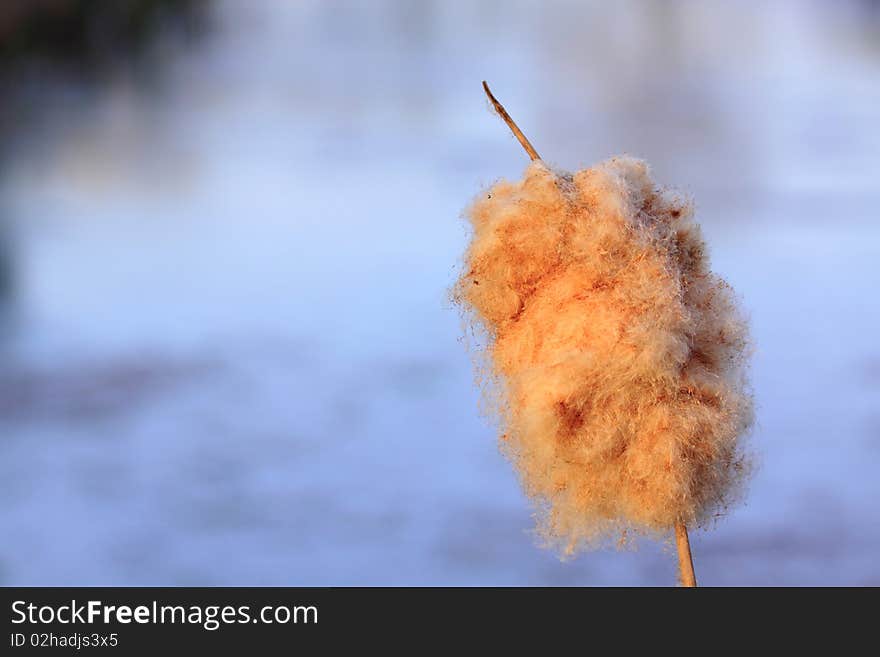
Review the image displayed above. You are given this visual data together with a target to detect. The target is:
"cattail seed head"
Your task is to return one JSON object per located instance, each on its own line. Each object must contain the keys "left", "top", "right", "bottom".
{"left": 454, "top": 157, "right": 753, "bottom": 554}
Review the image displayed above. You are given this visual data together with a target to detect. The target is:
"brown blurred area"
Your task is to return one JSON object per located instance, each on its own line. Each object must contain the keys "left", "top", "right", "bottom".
{"left": 0, "top": 0, "right": 211, "bottom": 308}
{"left": 0, "top": 0, "right": 208, "bottom": 64}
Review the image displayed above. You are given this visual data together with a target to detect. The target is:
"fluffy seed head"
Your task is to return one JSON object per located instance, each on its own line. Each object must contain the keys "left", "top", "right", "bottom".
{"left": 454, "top": 157, "right": 753, "bottom": 554}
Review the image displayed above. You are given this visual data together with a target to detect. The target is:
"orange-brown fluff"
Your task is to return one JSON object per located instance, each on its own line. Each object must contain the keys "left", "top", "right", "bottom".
{"left": 454, "top": 157, "right": 753, "bottom": 554}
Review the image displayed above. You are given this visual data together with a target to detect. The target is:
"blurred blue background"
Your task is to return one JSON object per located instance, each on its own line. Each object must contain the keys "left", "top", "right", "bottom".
{"left": 1, "top": 0, "right": 878, "bottom": 586}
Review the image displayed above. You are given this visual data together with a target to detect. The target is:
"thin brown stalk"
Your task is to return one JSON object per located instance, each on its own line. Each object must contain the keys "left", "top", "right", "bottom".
{"left": 480, "top": 82, "right": 702, "bottom": 588}
{"left": 482, "top": 81, "right": 541, "bottom": 161}
{"left": 675, "top": 521, "right": 698, "bottom": 587}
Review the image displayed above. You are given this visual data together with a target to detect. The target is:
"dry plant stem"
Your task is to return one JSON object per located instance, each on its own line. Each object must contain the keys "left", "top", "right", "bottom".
{"left": 482, "top": 81, "right": 541, "bottom": 161}
{"left": 675, "top": 521, "right": 697, "bottom": 587}
{"left": 478, "top": 82, "right": 709, "bottom": 588}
